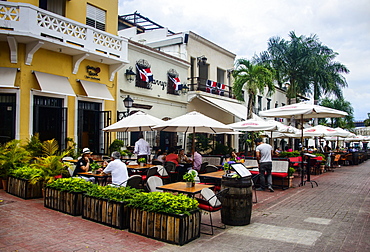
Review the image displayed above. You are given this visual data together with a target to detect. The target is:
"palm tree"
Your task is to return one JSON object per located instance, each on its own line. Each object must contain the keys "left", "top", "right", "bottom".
{"left": 319, "top": 97, "right": 354, "bottom": 129}
{"left": 232, "top": 59, "right": 275, "bottom": 119}
{"left": 255, "top": 31, "right": 349, "bottom": 104}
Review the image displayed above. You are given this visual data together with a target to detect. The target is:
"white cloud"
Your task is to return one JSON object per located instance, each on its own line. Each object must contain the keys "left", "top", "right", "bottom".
{"left": 119, "top": 0, "right": 370, "bottom": 120}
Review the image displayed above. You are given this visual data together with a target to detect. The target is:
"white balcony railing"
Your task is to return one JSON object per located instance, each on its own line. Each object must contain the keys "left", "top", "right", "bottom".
{"left": 0, "top": 2, "right": 127, "bottom": 63}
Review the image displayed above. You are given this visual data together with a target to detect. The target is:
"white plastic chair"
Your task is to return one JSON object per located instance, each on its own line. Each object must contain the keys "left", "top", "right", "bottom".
{"left": 156, "top": 165, "right": 168, "bottom": 176}
{"left": 146, "top": 176, "right": 163, "bottom": 192}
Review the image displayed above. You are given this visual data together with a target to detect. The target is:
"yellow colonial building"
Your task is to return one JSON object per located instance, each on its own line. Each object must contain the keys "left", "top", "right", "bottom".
{"left": 0, "top": 0, "right": 128, "bottom": 153}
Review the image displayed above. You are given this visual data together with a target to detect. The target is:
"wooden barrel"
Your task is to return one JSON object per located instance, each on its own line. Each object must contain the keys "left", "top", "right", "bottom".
{"left": 221, "top": 176, "right": 253, "bottom": 226}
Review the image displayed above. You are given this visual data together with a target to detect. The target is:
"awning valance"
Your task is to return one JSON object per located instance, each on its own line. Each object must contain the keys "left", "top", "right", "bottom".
{"left": 0, "top": 67, "right": 18, "bottom": 88}
{"left": 78, "top": 80, "right": 114, "bottom": 101}
{"left": 33, "top": 71, "right": 75, "bottom": 96}
{"left": 197, "top": 95, "right": 247, "bottom": 120}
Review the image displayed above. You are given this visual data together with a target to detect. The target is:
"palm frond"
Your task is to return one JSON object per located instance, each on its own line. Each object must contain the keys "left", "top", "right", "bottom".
{"left": 42, "top": 139, "right": 59, "bottom": 156}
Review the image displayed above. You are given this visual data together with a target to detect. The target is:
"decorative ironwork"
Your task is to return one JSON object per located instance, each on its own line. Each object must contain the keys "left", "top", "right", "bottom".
{"left": 136, "top": 59, "right": 150, "bottom": 69}
{"left": 93, "top": 31, "right": 122, "bottom": 51}
{"left": 167, "top": 69, "right": 179, "bottom": 78}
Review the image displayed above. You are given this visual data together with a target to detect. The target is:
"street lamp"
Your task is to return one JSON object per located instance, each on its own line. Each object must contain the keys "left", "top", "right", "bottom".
{"left": 197, "top": 55, "right": 207, "bottom": 66}
{"left": 117, "top": 95, "right": 134, "bottom": 120}
{"left": 125, "top": 67, "right": 136, "bottom": 82}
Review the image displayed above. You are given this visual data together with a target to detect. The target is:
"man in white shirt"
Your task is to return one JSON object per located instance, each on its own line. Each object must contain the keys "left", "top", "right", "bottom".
{"left": 99, "top": 151, "right": 128, "bottom": 186}
{"left": 255, "top": 138, "right": 274, "bottom": 192}
{"left": 134, "top": 133, "right": 151, "bottom": 163}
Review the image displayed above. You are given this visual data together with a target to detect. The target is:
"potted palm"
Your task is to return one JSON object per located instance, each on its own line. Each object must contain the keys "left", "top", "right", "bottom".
{"left": 183, "top": 170, "right": 196, "bottom": 187}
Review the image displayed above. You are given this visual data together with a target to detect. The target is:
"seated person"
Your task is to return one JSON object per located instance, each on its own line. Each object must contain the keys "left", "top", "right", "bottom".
{"left": 165, "top": 147, "right": 179, "bottom": 166}
{"left": 274, "top": 147, "right": 282, "bottom": 155}
{"left": 99, "top": 151, "right": 128, "bottom": 186}
{"left": 192, "top": 149, "right": 203, "bottom": 171}
{"left": 230, "top": 151, "right": 240, "bottom": 161}
{"left": 153, "top": 150, "right": 167, "bottom": 165}
{"left": 178, "top": 149, "right": 192, "bottom": 164}
{"left": 73, "top": 148, "right": 95, "bottom": 183}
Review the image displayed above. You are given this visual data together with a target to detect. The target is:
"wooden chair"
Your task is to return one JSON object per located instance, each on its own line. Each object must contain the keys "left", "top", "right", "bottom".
{"left": 164, "top": 161, "right": 179, "bottom": 182}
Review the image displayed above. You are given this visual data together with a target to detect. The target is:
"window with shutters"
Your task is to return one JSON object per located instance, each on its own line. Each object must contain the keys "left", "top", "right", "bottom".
{"left": 86, "top": 4, "right": 106, "bottom": 31}
{"left": 39, "top": 0, "right": 66, "bottom": 16}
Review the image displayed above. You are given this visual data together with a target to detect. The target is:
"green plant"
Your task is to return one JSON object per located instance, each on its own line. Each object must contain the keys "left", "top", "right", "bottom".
{"left": 279, "top": 151, "right": 301, "bottom": 158}
{"left": 65, "top": 137, "right": 79, "bottom": 159}
{"left": 24, "top": 133, "right": 43, "bottom": 157}
{"left": 41, "top": 139, "right": 59, "bottom": 156}
{"left": 85, "top": 185, "right": 141, "bottom": 202}
{"left": 89, "top": 162, "right": 100, "bottom": 171}
{"left": 10, "top": 165, "right": 43, "bottom": 180}
{"left": 126, "top": 192, "right": 199, "bottom": 215}
{"left": 0, "top": 140, "right": 31, "bottom": 179}
{"left": 183, "top": 170, "right": 197, "bottom": 183}
{"left": 29, "top": 151, "right": 69, "bottom": 186}
{"left": 46, "top": 177, "right": 93, "bottom": 193}
{"left": 109, "top": 139, "right": 125, "bottom": 154}
{"left": 288, "top": 167, "right": 296, "bottom": 177}
{"left": 138, "top": 158, "right": 146, "bottom": 163}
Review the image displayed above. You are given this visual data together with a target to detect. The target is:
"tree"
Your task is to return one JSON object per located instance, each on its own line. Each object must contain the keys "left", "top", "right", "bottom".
{"left": 364, "top": 118, "right": 370, "bottom": 127}
{"left": 255, "top": 31, "right": 349, "bottom": 103}
{"left": 319, "top": 97, "right": 354, "bottom": 129}
{"left": 232, "top": 59, "right": 275, "bottom": 119}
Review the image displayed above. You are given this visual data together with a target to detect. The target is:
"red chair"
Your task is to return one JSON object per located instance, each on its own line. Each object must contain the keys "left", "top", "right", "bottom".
{"left": 197, "top": 188, "right": 229, "bottom": 235}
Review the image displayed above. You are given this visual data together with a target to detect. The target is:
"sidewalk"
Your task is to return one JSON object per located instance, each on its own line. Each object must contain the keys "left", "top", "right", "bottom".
{"left": 0, "top": 162, "right": 369, "bottom": 251}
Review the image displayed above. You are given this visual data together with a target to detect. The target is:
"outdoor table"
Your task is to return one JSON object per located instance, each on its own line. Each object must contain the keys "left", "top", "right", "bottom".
{"left": 198, "top": 170, "right": 224, "bottom": 179}
{"left": 77, "top": 172, "right": 110, "bottom": 186}
{"left": 156, "top": 182, "right": 214, "bottom": 197}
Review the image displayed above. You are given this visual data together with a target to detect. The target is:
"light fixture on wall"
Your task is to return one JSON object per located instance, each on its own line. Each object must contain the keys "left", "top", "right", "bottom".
{"left": 182, "top": 84, "right": 189, "bottom": 94}
{"left": 125, "top": 67, "right": 136, "bottom": 82}
{"left": 197, "top": 55, "right": 207, "bottom": 66}
{"left": 117, "top": 95, "right": 134, "bottom": 120}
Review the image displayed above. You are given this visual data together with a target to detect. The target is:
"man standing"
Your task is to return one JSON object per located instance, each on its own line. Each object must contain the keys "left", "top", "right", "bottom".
{"left": 255, "top": 138, "right": 274, "bottom": 192}
{"left": 99, "top": 151, "right": 128, "bottom": 186}
{"left": 134, "top": 132, "right": 151, "bottom": 163}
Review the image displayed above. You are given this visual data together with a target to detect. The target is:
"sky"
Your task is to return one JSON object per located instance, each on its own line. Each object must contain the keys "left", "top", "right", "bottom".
{"left": 118, "top": 0, "right": 370, "bottom": 121}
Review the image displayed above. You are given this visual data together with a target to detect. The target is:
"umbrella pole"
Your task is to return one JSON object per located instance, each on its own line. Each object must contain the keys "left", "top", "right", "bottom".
{"left": 192, "top": 127, "right": 195, "bottom": 168}
{"left": 300, "top": 114, "right": 304, "bottom": 186}
{"left": 270, "top": 131, "right": 273, "bottom": 146}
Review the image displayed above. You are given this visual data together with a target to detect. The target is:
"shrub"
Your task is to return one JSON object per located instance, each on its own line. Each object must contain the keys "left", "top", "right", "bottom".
{"left": 85, "top": 185, "right": 141, "bottom": 202}
{"left": 10, "top": 166, "right": 43, "bottom": 180}
{"left": 46, "top": 178, "right": 93, "bottom": 193}
{"left": 279, "top": 151, "right": 301, "bottom": 158}
{"left": 127, "top": 192, "right": 199, "bottom": 215}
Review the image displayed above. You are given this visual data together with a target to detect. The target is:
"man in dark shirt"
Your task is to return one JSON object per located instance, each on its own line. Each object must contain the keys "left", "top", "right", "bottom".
{"left": 73, "top": 148, "right": 95, "bottom": 182}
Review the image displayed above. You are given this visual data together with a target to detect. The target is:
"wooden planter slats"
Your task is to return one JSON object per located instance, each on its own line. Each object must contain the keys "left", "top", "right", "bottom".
{"left": 44, "top": 187, "right": 83, "bottom": 216}
{"left": 82, "top": 195, "right": 129, "bottom": 229}
{"left": 129, "top": 208, "right": 201, "bottom": 246}
{"left": 6, "top": 176, "right": 42, "bottom": 199}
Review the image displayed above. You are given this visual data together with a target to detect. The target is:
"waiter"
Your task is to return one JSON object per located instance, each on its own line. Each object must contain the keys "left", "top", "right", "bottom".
{"left": 134, "top": 132, "right": 151, "bottom": 163}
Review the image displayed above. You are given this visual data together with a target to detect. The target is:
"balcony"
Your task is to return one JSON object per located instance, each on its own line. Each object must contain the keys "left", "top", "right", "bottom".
{"left": 187, "top": 77, "right": 235, "bottom": 99}
{"left": 0, "top": 2, "right": 128, "bottom": 80}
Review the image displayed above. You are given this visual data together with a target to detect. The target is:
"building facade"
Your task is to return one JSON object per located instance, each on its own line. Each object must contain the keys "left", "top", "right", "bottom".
{"left": 0, "top": 0, "right": 128, "bottom": 154}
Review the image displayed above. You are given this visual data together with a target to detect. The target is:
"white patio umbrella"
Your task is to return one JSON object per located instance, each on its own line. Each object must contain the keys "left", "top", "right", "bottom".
{"left": 228, "top": 119, "right": 278, "bottom": 132}
{"left": 303, "top": 125, "right": 352, "bottom": 138}
{"left": 259, "top": 102, "right": 348, "bottom": 149}
{"left": 152, "top": 111, "right": 234, "bottom": 156}
{"left": 260, "top": 102, "right": 348, "bottom": 186}
{"left": 102, "top": 111, "right": 163, "bottom": 132}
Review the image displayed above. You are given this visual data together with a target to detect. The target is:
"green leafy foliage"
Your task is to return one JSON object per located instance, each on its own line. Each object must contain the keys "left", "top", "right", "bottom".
{"left": 0, "top": 140, "right": 31, "bottom": 179}
{"left": 42, "top": 139, "right": 59, "bottom": 156}
{"left": 10, "top": 165, "right": 43, "bottom": 180}
{"left": 278, "top": 151, "right": 301, "bottom": 158}
{"left": 89, "top": 162, "right": 101, "bottom": 171}
{"left": 288, "top": 167, "right": 296, "bottom": 177}
{"left": 138, "top": 158, "right": 146, "bottom": 163}
{"left": 85, "top": 185, "right": 141, "bottom": 202}
{"left": 183, "top": 170, "right": 196, "bottom": 182}
{"left": 24, "top": 134, "right": 43, "bottom": 157}
{"left": 109, "top": 139, "right": 125, "bottom": 154}
{"left": 46, "top": 178, "right": 93, "bottom": 193}
{"left": 127, "top": 192, "right": 199, "bottom": 215}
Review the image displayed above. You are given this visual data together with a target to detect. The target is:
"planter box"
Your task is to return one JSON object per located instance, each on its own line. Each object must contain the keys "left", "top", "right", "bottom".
{"left": 129, "top": 208, "right": 201, "bottom": 246}
{"left": 6, "top": 176, "right": 42, "bottom": 199}
{"left": 272, "top": 176, "right": 294, "bottom": 188}
{"left": 44, "top": 187, "right": 84, "bottom": 216}
{"left": 82, "top": 195, "right": 129, "bottom": 229}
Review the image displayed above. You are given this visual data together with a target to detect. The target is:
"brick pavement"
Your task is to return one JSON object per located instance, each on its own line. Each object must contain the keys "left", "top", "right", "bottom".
{"left": 0, "top": 161, "right": 369, "bottom": 251}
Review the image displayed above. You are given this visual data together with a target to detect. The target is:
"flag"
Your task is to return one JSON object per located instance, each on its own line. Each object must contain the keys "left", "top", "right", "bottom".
{"left": 217, "top": 83, "right": 226, "bottom": 90}
{"left": 169, "top": 76, "right": 182, "bottom": 91}
{"left": 136, "top": 64, "right": 154, "bottom": 83}
{"left": 206, "top": 80, "right": 217, "bottom": 87}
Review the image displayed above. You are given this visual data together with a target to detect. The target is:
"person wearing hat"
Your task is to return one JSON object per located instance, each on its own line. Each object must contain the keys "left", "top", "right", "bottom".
{"left": 255, "top": 138, "right": 274, "bottom": 192}
{"left": 98, "top": 151, "right": 128, "bottom": 187}
{"left": 72, "top": 148, "right": 95, "bottom": 182}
